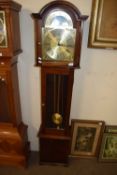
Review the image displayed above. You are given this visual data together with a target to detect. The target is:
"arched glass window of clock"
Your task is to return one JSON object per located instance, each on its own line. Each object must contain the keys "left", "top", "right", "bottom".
{"left": 0, "top": 17, "right": 6, "bottom": 45}
{"left": 42, "top": 10, "right": 76, "bottom": 61}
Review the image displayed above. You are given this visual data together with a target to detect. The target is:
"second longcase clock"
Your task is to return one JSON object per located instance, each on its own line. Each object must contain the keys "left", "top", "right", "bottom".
{"left": 32, "top": 0, "right": 88, "bottom": 164}
{"left": 0, "top": 0, "right": 29, "bottom": 167}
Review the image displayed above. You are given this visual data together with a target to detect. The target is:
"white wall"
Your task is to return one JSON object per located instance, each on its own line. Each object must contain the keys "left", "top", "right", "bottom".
{"left": 15, "top": 0, "right": 117, "bottom": 150}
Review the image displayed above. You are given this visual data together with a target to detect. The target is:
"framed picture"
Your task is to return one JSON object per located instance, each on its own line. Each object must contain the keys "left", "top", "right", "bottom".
{"left": 88, "top": 0, "right": 117, "bottom": 49}
{"left": 71, "top": 119, "right": 105, "bottom": 157}
{"left": 105, "top": 125, "right": 117, "bottom": 133}
{"left": 99, "top": 133, "right": 117, "bottom": 162}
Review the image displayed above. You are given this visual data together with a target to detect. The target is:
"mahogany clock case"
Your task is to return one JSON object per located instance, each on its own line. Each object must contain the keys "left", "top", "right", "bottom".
{"left": 32, "top": 1, "right": 88, "bottom": 165}
{"left": 0, "top": 0, "right": 29, "bottom": 167}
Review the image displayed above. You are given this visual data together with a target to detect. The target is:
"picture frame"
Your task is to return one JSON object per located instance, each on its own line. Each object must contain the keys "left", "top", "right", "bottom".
{"left": 71, "top": 119, "right": 105, "bottom": 157}
{"left": 105, "top": 125, "right": 117, "bottom": 133}
{"left": 99, "top": 133, "right": 117, "bottom": 162}
{"left": 88, "top": 0, "right": 117, "bottom": 49}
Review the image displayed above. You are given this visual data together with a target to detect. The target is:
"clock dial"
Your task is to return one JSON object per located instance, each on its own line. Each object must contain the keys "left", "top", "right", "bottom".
{"left": 42, "top": 28, "right": 76, "bottom": 61}
{"left": 41, "top": 9, "right": 76, "bottom": 62}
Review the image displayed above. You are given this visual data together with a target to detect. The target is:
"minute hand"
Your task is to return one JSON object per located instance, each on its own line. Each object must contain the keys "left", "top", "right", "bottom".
{"left": 58, "top": 41, "right": 73, "bottom": 47}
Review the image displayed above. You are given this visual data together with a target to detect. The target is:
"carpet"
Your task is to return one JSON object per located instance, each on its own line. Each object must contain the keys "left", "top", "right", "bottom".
{"left": 0, "top": 152, "right": 117, "bottom": 175}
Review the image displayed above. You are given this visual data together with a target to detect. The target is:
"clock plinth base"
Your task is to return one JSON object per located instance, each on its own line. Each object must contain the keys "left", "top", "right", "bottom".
{"left": 0, "top": 123, "right": 30, "bottom": 167}
{"left": 39, "top": 129, "right": 71, "bottom": 165}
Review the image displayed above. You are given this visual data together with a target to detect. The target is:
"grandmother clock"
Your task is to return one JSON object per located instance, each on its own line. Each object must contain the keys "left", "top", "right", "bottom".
{"left": 0, "top": 0, "right": 29, "bottom": 167}
{"left": 32, "top": 0, "right": 88, "bottom": 164}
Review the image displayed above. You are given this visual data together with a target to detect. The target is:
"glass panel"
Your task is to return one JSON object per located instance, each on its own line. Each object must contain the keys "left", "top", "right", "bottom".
{"left": 0, "top": 11, "right": 8, "bottom": 48}
{"left": 45, "top": 74, "right": 68, "bottom": 129}
{"left": 0, "top": 80, "right": 11, "bottom": 122}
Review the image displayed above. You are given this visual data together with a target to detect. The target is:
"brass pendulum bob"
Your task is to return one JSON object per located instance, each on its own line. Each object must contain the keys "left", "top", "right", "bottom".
{"left": 52, "top": 113, "right": 63, "bottom": 129}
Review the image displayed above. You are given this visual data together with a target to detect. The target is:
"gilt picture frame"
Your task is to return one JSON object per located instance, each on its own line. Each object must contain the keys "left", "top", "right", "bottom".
{"left": 99, "top": 133, "right": 117, "bottom": 162}
{"left": 88, "top": 0, "right": 117, "bottom": 49}
{"left": 71, "top": 119, "right": 105, "bottom": 157}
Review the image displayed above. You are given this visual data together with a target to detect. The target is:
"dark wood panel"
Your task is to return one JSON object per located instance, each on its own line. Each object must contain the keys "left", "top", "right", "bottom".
{"left": 0, "top": 79, "right": 11, "bottom": 122}
{"left": 39, "top": 133, "right": 71, "bottom": 165}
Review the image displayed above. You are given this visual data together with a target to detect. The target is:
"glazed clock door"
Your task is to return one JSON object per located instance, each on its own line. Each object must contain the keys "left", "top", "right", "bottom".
{"left": 41, "top": 67, "right": 74, "bottom": 133}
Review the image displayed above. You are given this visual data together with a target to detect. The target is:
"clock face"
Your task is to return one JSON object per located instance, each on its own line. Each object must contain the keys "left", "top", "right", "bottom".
{"left": 42, "top": 28, "right": 76, "bottom": 61}
{"left": 42, "top": 10, "right": 76, "bottom": 62}
{"left": 0, "top": 11, "right": 7, "bottom": 48}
